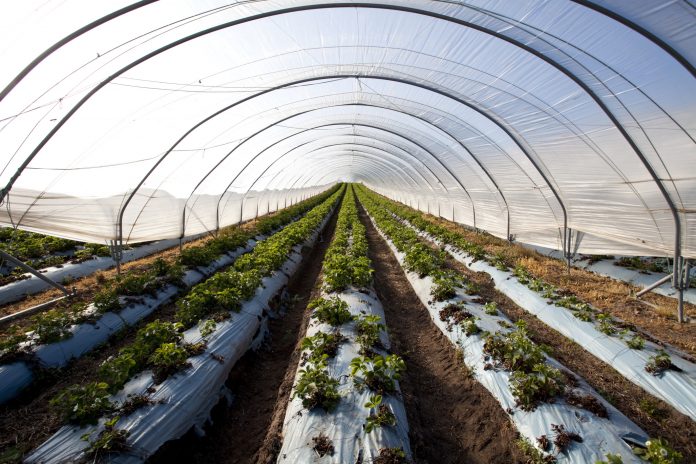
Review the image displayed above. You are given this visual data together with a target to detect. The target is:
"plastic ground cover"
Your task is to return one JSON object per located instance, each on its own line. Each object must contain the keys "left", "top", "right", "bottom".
{"left": 0, "top": 235, "right": 260, "bottom": 405}
{"left": 365, "top": 210, "right": 648, "bottom": 463}
{"left": 0, "top": 235, "right": 202, "bottom": 306}
{"left": 402, "top": 219, "right": 696, "bottom": 423}
{"left": 24, "top": 206, "right": 334, "bottom": 463}
{"left": 278, "top": 287, "right": 411, "bottom": 463}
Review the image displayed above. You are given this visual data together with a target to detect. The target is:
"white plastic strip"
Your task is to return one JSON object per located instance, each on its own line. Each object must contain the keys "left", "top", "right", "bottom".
{"left": 366, "top": 213, "right": 647, "bottom": 463}
{"left": 0, "top": 235, "right": 202, "bottom": 306}
{"left": 278, "top": 287, "right": 411, "bottom": 463}
{"left": 25, "top": 208, "right": 334, "bottom": 463}
{"left": 0, "top": 238, "right": 257, "bottom": 405}
{"left": 411, "top": 224, "right": 696, "bottom": 422}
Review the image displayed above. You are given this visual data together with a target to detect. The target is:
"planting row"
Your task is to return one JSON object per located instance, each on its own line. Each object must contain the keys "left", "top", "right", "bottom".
{"left": 364, "top": 188, "right": 696, "bottom": 423}
{"left": 0, "top": 186, "right": 341, "bottom": 405}
{"left": 25, "top": 186, "right": 344, "bottom": 463}
{"left": 0, "top": 228, "right": 112, "bottom": 286}
{"left": 279, "top": 186, "right": 411, "bottom": 463}
{"left": 354, "top": 186, "right": 680, "bottom": 464}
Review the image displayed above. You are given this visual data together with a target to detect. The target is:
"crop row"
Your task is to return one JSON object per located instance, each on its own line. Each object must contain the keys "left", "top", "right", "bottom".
{"left": 0, "top": 228, "right": 112, "bottom": 285}
{"left": 0, "top": 185, "right": 340, "bottom": 357}
{"left": 280, "top": 186, "right": 410, "bottom": 463}
{"left": 27, "top": 186, "right": 344, "bottom": 462}
{"left": 0, "top": 186, "right": 341, "bottom": 406}
{"left": 361, "top": 187, "right": 696, "bottom": 424}
{"left": 354, "top": 185, "right": 680, "bottom": 464}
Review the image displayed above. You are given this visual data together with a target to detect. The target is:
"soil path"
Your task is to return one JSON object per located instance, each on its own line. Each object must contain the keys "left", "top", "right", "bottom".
{"left": 149, "top": 207, "right": 339, "bottom": 464}
{"left": 357, "top": 203, "right": 524, "bottom": 464}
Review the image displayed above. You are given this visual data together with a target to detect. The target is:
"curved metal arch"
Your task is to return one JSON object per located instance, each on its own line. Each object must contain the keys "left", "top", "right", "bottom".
{"left": 114, "top": 73, "right": 564, "bottom": 251}
{"left": 284, "top": 150, "right": 429, "bottom": 199}
{"left": 4, "top": 3, "right": 678, "bottom": 261}
{"left": 0, "top": 0, "right": 158, "bottom": 104}
{"left": 569, "top": 0, "right": 695, "bottom": 78}
{"left": 177, "top": 108, "right": 471, "bottom": 236}
{"left": 231, "top": 152, "right": 412, "bottom": 223}
{"left": 189, "top": 100, "right": 512, "bottom": 230}
{"left": 193, "top": 111, "right": 493, "bottom": 235}
{"left": 207, "top": 119, "right": 490, "bottom": 234}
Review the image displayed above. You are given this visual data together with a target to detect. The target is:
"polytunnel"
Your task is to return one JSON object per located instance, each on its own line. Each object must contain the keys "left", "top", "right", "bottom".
{"left": 0, "top": 2, "right": 696, "bottom": 463}
{"left": 1, "top": 0, "right": 694, "bottom": 255}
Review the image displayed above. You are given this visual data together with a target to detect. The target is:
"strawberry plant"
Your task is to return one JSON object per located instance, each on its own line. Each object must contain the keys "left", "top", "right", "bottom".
{"left": 430, "top": 269, "right": 461, "bottom": 302}
{"left": 364, "top": 394, "right": 396, "bottom": 432}
{"left": 350, "top": 354, "right": 405, "bottom": 394}
{"left": 484, "top": 301, "right": 498, "bottom": 315}
{"left": 301, "top": 331, "right": 346, "bottom": 361}
{"left": 374, "top": 448, "right": 409, "bottom": 464}
{"left": 293, "top": 355, "right": 341, "bottom": 411}
{"left": 50, "top": 382, "right": 115, "bottom": 425}
{"left": 82, "top": 416, "right": 129, "bottom": 459}
{"left": 510, "top": 363, "right": 564, "bottom": 411}
{"left": 309, "top": 296, "right": 354, "bottom": 326}
{"left": 634, "top": 438, "right": 682, "bottom": 464}
{"left": 645, "top": 349, "right": 672, "bottom": 377}
{"left": 625, "top": 334, "right": 645, "bottom": 350}
{"left": 148, "top": 342, "right": 191, "bottom": 383}
{"left": 355, "top": 315, "right": 385, "bottom": 352}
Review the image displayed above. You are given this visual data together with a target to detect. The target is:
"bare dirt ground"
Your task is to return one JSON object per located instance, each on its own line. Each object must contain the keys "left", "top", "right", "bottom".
{"left": 357, "top": 204, "right": 525, "bottom": 464}
{"left": 430, "top": 214, "right": 696, "bottom": 358}
{"left": 149, "top": 209, "right": 339, "bottom": 464}
{"left": 440, "top": 241, "right": 696, "bottom": 461}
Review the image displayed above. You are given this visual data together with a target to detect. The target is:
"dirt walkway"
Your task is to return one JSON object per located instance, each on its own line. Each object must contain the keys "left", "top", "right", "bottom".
{"left": 149, "top": 208, "right": 339, "bottom": 464}
{"left": 357, "top": 204, "right": 524, "bottom": 464}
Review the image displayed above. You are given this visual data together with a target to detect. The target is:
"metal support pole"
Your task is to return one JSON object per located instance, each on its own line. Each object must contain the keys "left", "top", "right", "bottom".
{"left": 636, "top": 273, "right": 674, "bottom": 298}
{"left": 0, "top": 250, "right": 72, "bottom": 296}
{"left": 109, "top": 239, "right": 123, "bottom": 275}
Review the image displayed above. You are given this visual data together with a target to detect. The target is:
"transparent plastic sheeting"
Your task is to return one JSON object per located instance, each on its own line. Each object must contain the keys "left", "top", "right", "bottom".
{"left": 0, "top": 1, "right": 694, "bottom": 258}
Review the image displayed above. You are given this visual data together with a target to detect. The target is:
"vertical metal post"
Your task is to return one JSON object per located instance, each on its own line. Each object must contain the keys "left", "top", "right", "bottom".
{"left": 109, "top": 239, "right": 123, "bottom": 275}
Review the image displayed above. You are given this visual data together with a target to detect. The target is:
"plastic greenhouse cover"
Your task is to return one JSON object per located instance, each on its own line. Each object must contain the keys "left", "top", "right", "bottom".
{"left": 367, "top": 210, "right": 647, "bottom": 463}
{"left": 279, "top": 287, "right": 411, "bottom": 463}
{"left": 25, "top": 204, "right": 333, "bottom": 464}
{"left": 0, "top": 1, "right": 693, "bottom": 259}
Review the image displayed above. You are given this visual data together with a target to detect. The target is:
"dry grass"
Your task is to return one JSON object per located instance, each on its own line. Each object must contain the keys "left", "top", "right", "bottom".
{"left": 426, "top": 215, "right": 696, "bottom": 357}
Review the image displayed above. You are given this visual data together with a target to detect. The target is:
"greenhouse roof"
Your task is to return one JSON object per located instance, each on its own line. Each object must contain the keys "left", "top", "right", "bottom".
{"left": 0, "top": 1, "right": 694, "bottom": 258}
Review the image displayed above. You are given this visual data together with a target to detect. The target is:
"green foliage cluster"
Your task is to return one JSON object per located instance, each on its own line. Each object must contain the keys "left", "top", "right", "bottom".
{"left": 48, "top": 187, "right": 345, "bottom": 427}
{"left": 483, "top": 322, "right": 563, "bottom": 410}
{"left": 293, "top": 355, "right": 341, "bottom": 411}
{"left": 301, "top": 331, "right": 346, "bottom": 362}
{"left": 322, "top": 186, "right": 373, "bottom": 292}
{"left": 309, "top": 296, "right": 354, "bottom": 326}
{"left": 355, "top": 314, "right": 385, "bottom": 353}
{"left": 364, "top": 394, "right": 396, "bottom": 433}
{"left": 350, "top": 353, "right": 406, "bottom": 394}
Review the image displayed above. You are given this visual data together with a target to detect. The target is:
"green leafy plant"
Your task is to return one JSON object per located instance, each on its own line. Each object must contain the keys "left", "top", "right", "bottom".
{"left": 626, "top": 334, "right": 645, "bottom": 350}
{"left": 645, "top": 350, "right": 672, "bottom": 377}
{"left": 597, "top": 313, "right": 617, "bottom": 336}
{"left": 82, "top": 416, "right": 129, "bottom": 459}
{"left": 374, "top": 447, "right": 410, "bottom": 464}
{"left": 293, "top": 355, "right": 341, "bottom": 411}
{"left": 430, "top": 269, "right": 461, "bottom": 302}
{"left": 510, "top": 363, "right": 564, "bottom": 411}
{"left": 30, "top": 308, "right": 73, "bottom": 344}
{"left": 595, "top": 453, "right": 624, "bottom": 464}
{"left": 350, "top": 354, "right": 405, "bottom": 394}
{"left": 483, "top": 301, "right": 498, "bottom": 316}
{"left": 50, "top": 382, "right": 114, "bottom": 425}
{"left": 94, "top": 289, "right": 121, "bottom": 314}
{"left": 148, "top": 342, "right": 191, "bottom": 383}
{"left": 461, "top": 319, "right": 480, "bottom": 336}
{"left": 355, "top": 315, "right": 384, "bottom": 352}
{"left": 634, "top": 438, "right": 682, "bottom": 464}
{"left": 309, "top": 296, "right": 354, "bottom": 326}
{"left": 301, "top": 331, "right": 346, "bottom": 361}
{"left": 364, "top": 394, "right": 397, "bottom": 433}
{"left": 199, "top": 318, "right": 217, "bottom": 338}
